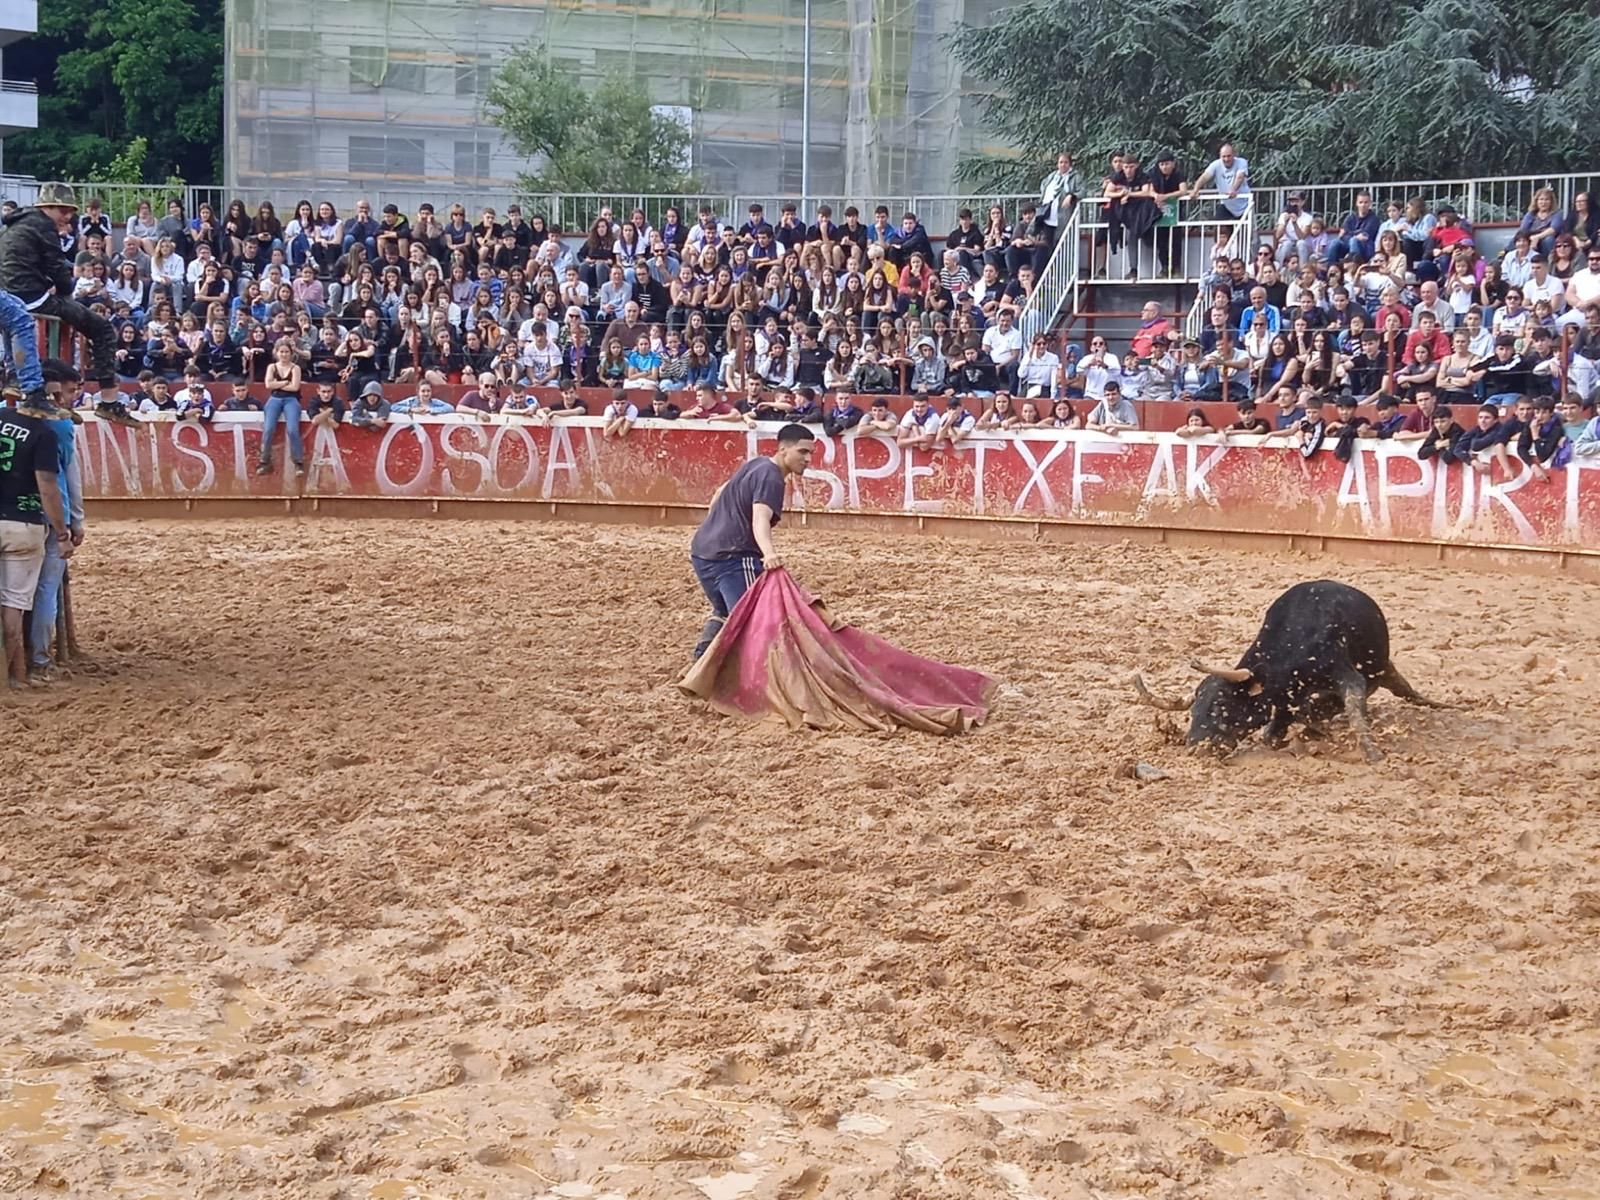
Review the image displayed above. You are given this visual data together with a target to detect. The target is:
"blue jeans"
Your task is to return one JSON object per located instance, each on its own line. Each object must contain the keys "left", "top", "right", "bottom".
{"left": 287, "top": 233, "right": 311, "bottom": 268}
{"left": 0, "top": 287, "right": 44, "bottom": 396}
{"left": 260, "top": 392, "right": 304, "bottom": 465}
{"left": 29, "top": 530, "right": 67, "bottom": 668}
{"left": 691, "top": 553, "right": 762, "bottom": 658}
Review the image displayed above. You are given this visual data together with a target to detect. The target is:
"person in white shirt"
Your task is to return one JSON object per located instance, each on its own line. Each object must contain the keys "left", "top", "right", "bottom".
{"left": 149, "top": 237, "right": 186, "bottom": 304}
{"left": 1272, "top": 192, "right": 1314, "bottom": 266}
{"left": 519, "top": 328, "right": 562, "bottom": 386}
{"left": 559, "top": 265, "right": 590, "bottom": 313}
{"left": 933, "top": 396, "right": 977, "bottom": 447}
{"left": 981, "top": 309, "right": 1024, "bottom": 391}
{"left": 517, "top": 307, "right": 560, "bottom": 346}
{"left": 1522, "top": 256, "right": 1564, "bottom": 312}
{"left": 1073, "top": 336, "right": 1118, "bottom": 400}
{"left": 184, "top": 242, "right": 216, "bottom": 290}
{"left": 1559, "top": 251, "right": 1600, "bottom": 327}
{"left": 601, "top": 388, "right": 639, "bottom": 440}
{"left": 896, "top": 394, "right": 941, "bottom": 449}
{"left": 1015, "top": 333, "right": 1060, "bottom": 399}
{"left": 1500, "top": 234, "right": 1535, "bottom": 288}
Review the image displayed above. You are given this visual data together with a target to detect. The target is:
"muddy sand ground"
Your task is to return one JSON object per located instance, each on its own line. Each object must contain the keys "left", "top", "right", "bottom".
{"left": 1, "top": 518, "right": 1597, "bottom": 1200}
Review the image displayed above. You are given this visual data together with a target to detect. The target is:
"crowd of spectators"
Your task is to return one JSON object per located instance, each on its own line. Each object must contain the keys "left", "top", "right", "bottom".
{"left": 22, "top": 163, "right": 1600, "bottom": 468}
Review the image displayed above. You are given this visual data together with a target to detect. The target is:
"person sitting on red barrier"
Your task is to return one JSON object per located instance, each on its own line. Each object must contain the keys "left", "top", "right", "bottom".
{"left": 1046, "top": 397, "right": 1081, "bottom": 429}
{"left": 1416, "top": 402, "right": 1464, "bottom": 459}
{"left": 1450, "top": 403, "right": 1510, "bottom": 471}
{"left": 896, "top": 393, "right": 940, "bottom": 450}
{"left": 1364, "top": 393, "right": 1406, "bottom": 439}
{"left": 542, "top": 378, "right": 587, "bottom": 421}
{"left": 858, "top": 397, "right": 898, "bottom": 436}
{"left": 681, "top": 381, "right": 739, "bottom": 423}
{"left": 1519, "top": 396, "right": 1567, "bottom": 480}
{"left": 390, "top": 380, "right": 454, "bottom": 416}
{"left": 821, "top": 391, "right": 864, "bottom": 437}
{"left": 1086, "top": 380, "right": 1138, "bottom": 434}
{"left": 348, "top": 381, "right": 392, "bottom": 427}
{"left": 1174, "top": 406, "right": 1217, "bottom": 437}
{"left": 0, "top": 184, "right": 119, "bottom": 413}
{"left": 219, "top": 378, "right": 260, "bottom": 413}
{"left": 601, "top": 387, "right": 638, "bottom": 440}
{"left": 933, "top": 395, "right": 977, "bottom": 447}
{"left": 307, "top": 380, "right": 346, "bottom": 431}
{"left": 175, "top": 367, "right": 215, "bottom": 422}
{"left": 1224, "top": 397, "right": 1270, "bottom": 435}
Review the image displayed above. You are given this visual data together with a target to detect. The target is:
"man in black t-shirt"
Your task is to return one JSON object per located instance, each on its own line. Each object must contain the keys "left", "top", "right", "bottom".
{"left": 688, "top": 424, "right": 815, "bottom": 659}
{"left": 0, "top": 401, "right": 74, "bottom": 687}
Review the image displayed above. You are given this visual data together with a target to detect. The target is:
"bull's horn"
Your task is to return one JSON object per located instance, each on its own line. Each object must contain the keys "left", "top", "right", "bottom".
{"left": 1132, "top": 673, "right": 1189, "bottom": 711}
{"left": 1189, "top": 658, "right": 1253, "bottom": 684}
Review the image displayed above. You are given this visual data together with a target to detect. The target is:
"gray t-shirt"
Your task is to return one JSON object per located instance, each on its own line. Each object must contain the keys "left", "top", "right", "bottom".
{"left": 1208, "top": 156, "right": 1250, "bottom": 217}
{"left": 690, "top": 456, "right": 786, "bottom": 560}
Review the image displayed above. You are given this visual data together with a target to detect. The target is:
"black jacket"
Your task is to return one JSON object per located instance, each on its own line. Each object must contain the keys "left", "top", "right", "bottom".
{"left": 0, "top": 207, "right": 75, "bottom": 305}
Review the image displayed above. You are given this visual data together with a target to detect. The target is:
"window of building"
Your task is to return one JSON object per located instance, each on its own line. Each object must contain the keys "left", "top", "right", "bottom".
{"left": 259, "top": 31, "right": 314, "bottom": 87}
{"left": 455, "top": 141, "right": 492, "bottom": 181}
{"left": 263, "top": 128, "right": 312, "bottom": 175}
{"left": 455, "top": 63, "right": 493, "bottom": 97}
{"left": 349, "top": 135, "right": 426, "bottom": 178}
{"left": 349, "top": 46, "right": 426, "bottom": 92}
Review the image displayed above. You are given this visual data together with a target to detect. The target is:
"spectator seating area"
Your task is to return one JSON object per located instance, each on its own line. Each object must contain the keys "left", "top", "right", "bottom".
{"left": 40, "top": 177, "right": 1600, "bottom": 442}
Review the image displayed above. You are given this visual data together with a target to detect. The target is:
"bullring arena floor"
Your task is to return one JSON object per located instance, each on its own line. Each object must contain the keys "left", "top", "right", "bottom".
{"left": 2, "top": 517, "right": 1597, "bottom": 1200}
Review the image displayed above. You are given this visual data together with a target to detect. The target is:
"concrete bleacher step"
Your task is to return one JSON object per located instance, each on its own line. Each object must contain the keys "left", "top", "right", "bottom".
{"left": 1063, "top": 281, "right": 1194, "bottom": 348}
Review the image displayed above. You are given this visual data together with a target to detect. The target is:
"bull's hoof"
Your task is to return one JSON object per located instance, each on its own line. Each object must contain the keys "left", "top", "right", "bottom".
{"left": 1361, "top": 742, "right": 1385, "bottom": 763}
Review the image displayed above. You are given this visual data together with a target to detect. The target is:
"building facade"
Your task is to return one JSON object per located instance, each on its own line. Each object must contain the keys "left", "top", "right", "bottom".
{"left": 0, "top": 0, "right": 39, "bottom": 176}
{"left": 223, "top": 0, "right": 1005, "bottom": 207}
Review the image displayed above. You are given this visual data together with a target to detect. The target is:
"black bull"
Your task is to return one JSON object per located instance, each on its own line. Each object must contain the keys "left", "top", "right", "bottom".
{"left": 1134, "top": 580, "right": 1446, "bottom": 761}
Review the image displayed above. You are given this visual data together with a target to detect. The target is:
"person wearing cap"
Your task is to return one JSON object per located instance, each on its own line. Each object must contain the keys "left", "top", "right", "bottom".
{"left": 0, "top": 380, "right": 74, "bottom": 687}
{"left": 175, "top": 367, "right": 214, "bottom": 422}
{"left": 0, "top": 183, "right": 116, "bottom": 410}
{"left": 1085, "top": 379, "right": 1138, "bottom": 433}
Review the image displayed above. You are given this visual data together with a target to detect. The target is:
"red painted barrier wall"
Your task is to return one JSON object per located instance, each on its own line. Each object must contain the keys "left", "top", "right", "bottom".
{"left": 76, "top": 416, "right": 1600, "bottom": 551}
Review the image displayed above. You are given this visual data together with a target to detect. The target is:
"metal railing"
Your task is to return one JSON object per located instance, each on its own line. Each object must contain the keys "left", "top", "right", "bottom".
{"left": 1075, "top": 194, "right": 1256, "bottom": 284}
{"left": 1020, "top": 206, "right": 1081, "bottom": 339}
{"left": 0, "top": 80, "right": 39, "bottom": 94}
{"left": 1254, "top": 172, "right": 1600, "bottom": 236}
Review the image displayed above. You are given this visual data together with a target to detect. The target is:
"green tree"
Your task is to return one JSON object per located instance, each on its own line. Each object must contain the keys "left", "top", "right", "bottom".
{"left": 7, "top": 0, "right": 223, "bottom": 182}
{"left": 485, "top": 49, "right": 696, "bottom": 194}
{"left": 948, "top": 0, "right": 1600, "bottom": 188}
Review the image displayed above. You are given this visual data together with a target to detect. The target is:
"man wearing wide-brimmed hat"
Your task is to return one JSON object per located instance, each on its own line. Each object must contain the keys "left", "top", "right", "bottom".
{"left": 0, "top": 182, "right": 118, "bottom": 414}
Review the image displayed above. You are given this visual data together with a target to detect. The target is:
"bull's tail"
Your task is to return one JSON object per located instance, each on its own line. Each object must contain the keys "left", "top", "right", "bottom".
{"left": 1379, "top": 663, "right": 1450, "bottom": 708}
